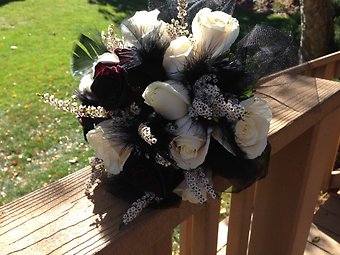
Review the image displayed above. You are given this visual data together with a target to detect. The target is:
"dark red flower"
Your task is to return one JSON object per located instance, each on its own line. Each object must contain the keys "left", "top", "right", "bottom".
{"left": 91, "top": 62, "right": 129, "bottom": 110}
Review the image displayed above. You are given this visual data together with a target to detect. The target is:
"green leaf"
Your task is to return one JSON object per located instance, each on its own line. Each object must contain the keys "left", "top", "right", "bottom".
{"left": 71, "top": 31, "right": 108, "bottom": 77}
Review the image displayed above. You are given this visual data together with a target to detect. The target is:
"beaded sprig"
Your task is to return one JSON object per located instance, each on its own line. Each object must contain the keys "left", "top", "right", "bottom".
{"left": 122, "top": 192, "right": 162, "bottom": 225}
{"left": 138, "top": 123, "right": 158, "bottom": 145}
{"left": 189, "top": 75, "right": 245, "bottom": 122}
{"left": 85, "top": 157, "right": 106, "bottom": 193}
{"left": 184, "top": 167, "right": 217, "bottom": 204}
{"left": 39, "top": 93, "right": 111, "bottom": 118}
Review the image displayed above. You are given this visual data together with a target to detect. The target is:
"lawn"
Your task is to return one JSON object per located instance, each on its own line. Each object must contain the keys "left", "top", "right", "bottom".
{"left": 0, "top": 0, "right": 146, "bottom": 205}
{"left": 0, "top": 0, "right": 300, "bottom": 206}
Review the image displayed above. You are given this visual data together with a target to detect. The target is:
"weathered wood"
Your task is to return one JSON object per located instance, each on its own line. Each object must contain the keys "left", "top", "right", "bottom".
{"left": 260, "top": 75, "right": 340, "bottom": 155}
{"left": 0, "top": 73, "right": 339, "bottom": 255}
{"left": 304, "top": 242, "right": 333, "bottom": 255}
{"left": 313, "top": 194, "right": 340, "bottom": 243}
{"left": 305, "top": 195, "right": 340, "bottom": 255}
{"left": 304, "top": 215, "right": 340, "bottom": 255}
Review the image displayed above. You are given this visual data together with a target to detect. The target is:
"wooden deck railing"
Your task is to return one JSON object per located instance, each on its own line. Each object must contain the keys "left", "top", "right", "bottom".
{"left": 1, "top": 52, "right": 340, "bottom": 255}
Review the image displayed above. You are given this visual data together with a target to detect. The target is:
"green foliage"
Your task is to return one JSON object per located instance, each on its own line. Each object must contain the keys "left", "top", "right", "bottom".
{"left": 72, "top": 32, "right": 108, "bottom": 77}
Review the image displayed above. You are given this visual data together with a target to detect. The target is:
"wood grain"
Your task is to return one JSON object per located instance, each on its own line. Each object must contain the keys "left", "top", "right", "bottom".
{"left": 0, "top": 73, "right": 339, "bottom": 255}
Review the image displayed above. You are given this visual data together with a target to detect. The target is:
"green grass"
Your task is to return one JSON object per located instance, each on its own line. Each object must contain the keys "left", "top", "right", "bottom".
{"left": 0, "top": 1, "right": 301, "bottom": 206}
{"left": 0, "top": 0, "right": 147, "bottom": 205}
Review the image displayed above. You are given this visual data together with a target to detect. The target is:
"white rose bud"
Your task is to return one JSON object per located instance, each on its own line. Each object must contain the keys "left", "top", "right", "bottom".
{"left": 170, "top": 116, "right": 211, "bottom": 170}
{"left": 192, "top": 8, "right": 239, "bottom": 58}
{"left": 121, "top": 9, "right": 167, "bottom": 46}
{"left": 163, "top": 36, "right": 193, "bottom": 80}
{"left": 235, "top": 97, "right": 272, "bottom": 159}
{"left": 142, "top": 80, "right": 190, "bottom": 120}
{"left": 78, "top": 52, "right": 119, "bottom": 93}
{"left": 86, "top": 120, "right": 132, "bottom": 175}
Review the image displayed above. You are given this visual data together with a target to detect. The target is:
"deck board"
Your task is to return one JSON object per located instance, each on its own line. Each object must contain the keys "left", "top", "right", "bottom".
{"left": 305, "top": 193, "right": 340, "bottom": 255}
{"left": 216, "top": 194, "right": 340, "bottom": 255}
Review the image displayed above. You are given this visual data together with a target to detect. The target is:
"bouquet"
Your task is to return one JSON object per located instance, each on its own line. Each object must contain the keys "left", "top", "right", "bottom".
{"left": 41, "top": 0, "right": 295, "bottom": 224}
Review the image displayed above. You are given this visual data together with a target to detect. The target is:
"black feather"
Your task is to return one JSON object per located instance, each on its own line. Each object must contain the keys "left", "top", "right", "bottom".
{"left": 210, "top": 58, "right": 249, "bottom": 97}
{"left": 74, "top": 89, "right": 100, "bottom": 107}
{"left": 117, "top": 23, "right": 171, "bottom": 89}
{"left": 182, "top": 50, "right": 212, "bottom": 88}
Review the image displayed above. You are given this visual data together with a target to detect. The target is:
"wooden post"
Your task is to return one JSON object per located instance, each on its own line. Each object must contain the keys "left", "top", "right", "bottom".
{"left": 323, "top": 62, "right": 336, "bottom": 80}
{"left": 142, "top": 231, "right": 173, "bottom": 255}
{"left": 226, "top": 185, "right": 256, "bottom": 255}
{"left": 180, "top": 198, "right": 221, "bottom": 255}
{"left": 247, "top": 108, "right": 340, "bottom": 255}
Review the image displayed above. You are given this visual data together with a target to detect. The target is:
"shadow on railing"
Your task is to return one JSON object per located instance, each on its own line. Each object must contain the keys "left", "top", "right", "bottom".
{"left": 0, "top": 52, "right": 339, "bottom": 255}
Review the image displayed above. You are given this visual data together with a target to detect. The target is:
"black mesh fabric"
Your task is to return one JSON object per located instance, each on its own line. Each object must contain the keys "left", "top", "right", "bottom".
{"left": 148, "top": 0, "right": 236, "bottom": 31}
{"left": 235, "top": 24, "right": 298, "bottom": 86}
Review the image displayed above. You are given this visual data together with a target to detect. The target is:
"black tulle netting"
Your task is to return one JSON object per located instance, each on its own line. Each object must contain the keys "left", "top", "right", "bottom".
{"left": 41, "top": 0, "right": 309, "bottom": 224}
{"left": 148, "top": 0, "right": 236, "bottom": 30}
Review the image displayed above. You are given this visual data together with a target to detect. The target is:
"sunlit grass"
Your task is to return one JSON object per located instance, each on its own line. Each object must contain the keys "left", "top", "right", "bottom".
{"left": 0, "top": 0, "right": 146, "bottom": 205}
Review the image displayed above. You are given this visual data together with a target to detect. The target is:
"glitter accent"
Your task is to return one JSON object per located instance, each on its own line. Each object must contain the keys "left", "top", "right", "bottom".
{"left": 138, "top": 123, "right": 157, "bottom": 145}
{"left": 184, "top": 168, "right": 217, "bottom": 204}
{"left": 122, "top": 192, "right": 161, "bottom": 225}
{"left": 85, "top": 157, "right": 105, "bottom": 193}
{"left": 189, "top": 75, "right": 245, "bottom": 122}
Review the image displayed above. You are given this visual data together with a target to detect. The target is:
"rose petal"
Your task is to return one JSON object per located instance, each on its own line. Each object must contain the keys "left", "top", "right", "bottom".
{"left": 142, "top": 81, "right": 190, "bottom": 120}
{"left": 86, "top": 120, "right": 132, "bottom": 175}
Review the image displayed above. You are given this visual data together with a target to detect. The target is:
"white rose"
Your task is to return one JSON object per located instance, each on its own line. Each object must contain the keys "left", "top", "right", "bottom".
{"left": 173, "top": 172, "right": 212, "bottom": 204}
{"left": 163, "top": 36, "right": 193, "bottom": 80}
{"left": 86, "top": 120, "right": 132, "bottom": 175}
{"left": 235, "top": 97, "right": 272, "bottom": 159}
{"left": 142, "top": 80, "right": 190, "bottom": 120}
{"left": 170, "top": 116, "right": 211, "bottom": 170}
{"left": 79, "top": 73, "right": 94, "bottom": 93}
{"left": 192, "top": 8, "right": 239, "bottom": 58}
{"left": 78, "top": 52, "right": 119, "bottom": 93}
{"left": 121, "top": 9, "right": 167, "bottom": 46}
